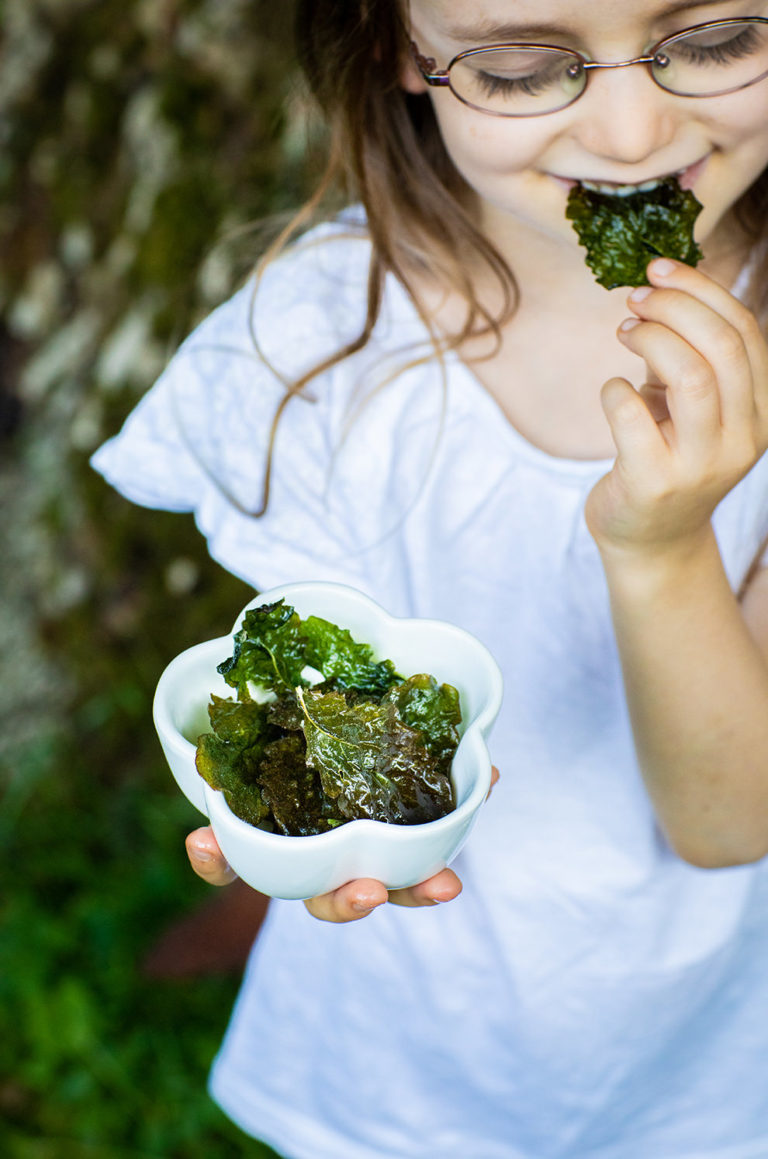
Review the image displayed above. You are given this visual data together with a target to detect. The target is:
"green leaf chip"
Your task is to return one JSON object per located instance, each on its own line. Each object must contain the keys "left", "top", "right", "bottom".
{"left": 566, "top": 177, "right": 704, "bottom": 289}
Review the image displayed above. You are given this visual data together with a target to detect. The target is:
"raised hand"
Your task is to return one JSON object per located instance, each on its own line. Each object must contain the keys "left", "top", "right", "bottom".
{"left": 586, "top": 257, "right": 768, "bottom": 559}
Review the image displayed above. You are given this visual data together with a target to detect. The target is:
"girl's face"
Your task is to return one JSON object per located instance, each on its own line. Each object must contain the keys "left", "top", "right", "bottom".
{"left": 406, "top": 0, "right": 768, "bottom": 262}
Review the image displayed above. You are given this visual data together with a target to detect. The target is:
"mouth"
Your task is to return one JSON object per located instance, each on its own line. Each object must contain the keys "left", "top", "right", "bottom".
{"left": 553, "top": 155, "right": 709, "bottom": 197}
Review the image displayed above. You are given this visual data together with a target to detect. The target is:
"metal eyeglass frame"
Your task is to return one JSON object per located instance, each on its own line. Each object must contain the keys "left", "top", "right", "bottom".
{"left": 411, "top": 17, "right": 768, "bottom": 117}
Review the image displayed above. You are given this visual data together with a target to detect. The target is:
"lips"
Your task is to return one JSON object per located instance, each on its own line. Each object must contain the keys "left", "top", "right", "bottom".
{"left": 552, "top": 154, "right": 709, "bottom": 196}
{"left": 677, "top": 155, "right": 709, "bottom": 191}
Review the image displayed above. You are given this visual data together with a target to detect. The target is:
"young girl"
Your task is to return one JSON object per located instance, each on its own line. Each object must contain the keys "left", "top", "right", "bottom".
{"left": 92, "top": 0, "right": 768, "bottom": 1155}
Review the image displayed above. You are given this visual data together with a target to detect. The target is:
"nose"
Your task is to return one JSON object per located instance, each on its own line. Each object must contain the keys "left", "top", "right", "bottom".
{"left": 571, "top": 62, "right": 678, "bottom": 164}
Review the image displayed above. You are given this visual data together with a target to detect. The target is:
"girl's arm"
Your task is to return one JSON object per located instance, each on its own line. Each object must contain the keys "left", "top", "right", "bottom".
{"left": 586, "top": 258, "right": 768, "bottom": 868}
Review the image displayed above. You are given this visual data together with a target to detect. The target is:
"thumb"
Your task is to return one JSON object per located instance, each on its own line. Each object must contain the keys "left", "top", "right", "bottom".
{"left": 600, "top": 376, "right": 661, "bottom": 469}
{"left": 186, "top": 826, "right": 238, "bottom": 886}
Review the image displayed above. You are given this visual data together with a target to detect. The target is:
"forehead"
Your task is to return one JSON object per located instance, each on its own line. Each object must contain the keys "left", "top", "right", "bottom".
{"left": 409, "top": 0, "right": 753, "bottom": 41}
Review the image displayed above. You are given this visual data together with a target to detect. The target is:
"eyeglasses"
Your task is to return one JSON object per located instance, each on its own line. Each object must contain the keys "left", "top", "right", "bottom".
{"left": 411, "top": 18, "right": 768, "bottom": 117}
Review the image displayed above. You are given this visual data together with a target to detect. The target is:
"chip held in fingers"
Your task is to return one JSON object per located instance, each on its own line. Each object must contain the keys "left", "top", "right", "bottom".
{"left": 566, "top": 177, "right": 704, "bottom": 289}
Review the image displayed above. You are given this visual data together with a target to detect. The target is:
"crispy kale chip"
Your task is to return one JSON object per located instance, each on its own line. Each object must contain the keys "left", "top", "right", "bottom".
{"left": 566, "top": 178, "right": 703, "bottom": 289}
{"left": 195, "top": 696, "right": 273, "bottom": 828}
{"left": 217, "top": 600, "right": 307, "bottom": 697}
{"left": 383, "top": 674, "right": 462, "bottom": 774}
{"left": 297, "top": 687, "right": 455, "bottom": 826}
{"left": 196, "top": 603, "right": 461, "bottom": 834}
{"left": 302, "top": 615, "right": 401, "bottom": 695}
{"left": 216, "top": 600, "right": 402, "bottom": 699}
{"left": 257, "top": 735, "right": 344, "bottom": 836}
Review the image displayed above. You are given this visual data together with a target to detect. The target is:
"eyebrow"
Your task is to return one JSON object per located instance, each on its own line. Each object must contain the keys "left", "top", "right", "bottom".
{"left": 442, "top": 0, "right": 746, "bottom": 43}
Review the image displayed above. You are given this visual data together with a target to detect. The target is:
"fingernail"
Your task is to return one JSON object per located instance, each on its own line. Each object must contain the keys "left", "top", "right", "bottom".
{"left": 619, "top": 318, "right": 640, "bottom": 332}
{"left": 192, "top": 848, "right": 214, "bottom": 863}
{"left": 629, "top": 285, "right": 652, "bottom": 302}
{"left": 352, "top": 900, "right": 379, "bottom": 914}
{"left": 649, "top": 258, "right": 676, "bottom": 277}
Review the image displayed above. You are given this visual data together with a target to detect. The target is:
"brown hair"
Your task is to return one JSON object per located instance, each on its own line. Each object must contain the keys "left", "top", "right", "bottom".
{"left": 247, "top": 0, "right": 516, "bottom": 514}
{"left": 249, "top": 0, "right": 768, "bottom": 514}
{"left": 734, "top": 172, "right": 768, "bottom": 320}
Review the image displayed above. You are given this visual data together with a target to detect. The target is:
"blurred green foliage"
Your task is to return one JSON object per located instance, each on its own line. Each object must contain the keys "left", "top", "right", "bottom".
{"left": 0, "top": 0, "right": 316, "bottom": 1153}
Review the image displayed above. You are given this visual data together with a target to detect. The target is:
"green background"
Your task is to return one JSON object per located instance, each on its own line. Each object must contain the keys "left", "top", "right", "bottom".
{"left": 1, "top": 1, "right": 313, "bottom": 1154}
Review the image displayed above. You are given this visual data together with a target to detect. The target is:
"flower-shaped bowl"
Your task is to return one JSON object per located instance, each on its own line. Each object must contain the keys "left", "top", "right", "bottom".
{"left": 153, "top": 581, "right": 503, "bottom": 900}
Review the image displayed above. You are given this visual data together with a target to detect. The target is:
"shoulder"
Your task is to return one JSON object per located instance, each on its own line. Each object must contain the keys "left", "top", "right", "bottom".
{"left": 90, "top": 209, "right": 427, "bottom": 516}
{"left": 171, "top": 210, "right": 416, "bottom": 452}
{"left": 190, "top": 211, "right": 376, "bottom": 379}
{"left": 173, "top": 209, "right": 437, "bottom": 455}
{"left": 128, "top": 212, "right": 378, "bottom": 456}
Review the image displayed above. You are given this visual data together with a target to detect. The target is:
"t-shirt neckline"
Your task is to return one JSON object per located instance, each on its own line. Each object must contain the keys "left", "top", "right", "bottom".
{"left": 384, "top": 270, "right": 615, "bottom": 479}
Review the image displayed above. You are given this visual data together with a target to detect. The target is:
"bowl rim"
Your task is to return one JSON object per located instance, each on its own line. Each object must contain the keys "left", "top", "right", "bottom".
{"left": 153, "top": 581, "right": 503, "bottom": 843}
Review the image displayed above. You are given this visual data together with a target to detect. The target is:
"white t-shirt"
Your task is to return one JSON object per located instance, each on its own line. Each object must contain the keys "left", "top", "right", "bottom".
{"left": 92, "top": 221, "right": 768, "bottom": 1159}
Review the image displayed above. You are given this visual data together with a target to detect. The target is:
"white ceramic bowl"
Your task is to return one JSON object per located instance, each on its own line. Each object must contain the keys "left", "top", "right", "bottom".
{"left": 153, "top": 582, "right": 503, "bottom": 900}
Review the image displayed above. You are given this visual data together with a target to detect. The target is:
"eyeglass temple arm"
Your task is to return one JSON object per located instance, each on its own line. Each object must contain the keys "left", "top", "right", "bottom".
{"left": 411, "top": 42, "right": 451, "bottom": 85}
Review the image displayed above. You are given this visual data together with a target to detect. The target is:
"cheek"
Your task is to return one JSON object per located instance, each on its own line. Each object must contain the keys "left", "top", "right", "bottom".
{"left": 711, "top": 111, "right": 768, "bottom": 202}
{"left": 693, "top": 103, "right": 768, "bottom": 237}
{"left": 707, "top": 90, "right": 768, "bottom": 157}
{"left": 430, "top": 102, "right": 547, "bottom": 180}
{"left": 741, "top": 118, "right": 768, "bottom": 172}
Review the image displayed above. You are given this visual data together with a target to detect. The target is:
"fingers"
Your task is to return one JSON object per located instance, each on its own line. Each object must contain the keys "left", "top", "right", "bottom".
{"left": 591, "top": 258, "right": 768, "bottom": 553}
{"left": 183, "top": 837, "right": 455, "bottom": 920}
{"left": 305, "top": 867, "right": 464, "bottom": 922}
{"left": 207, "top": 764, "right": 501, "bottom": 923}
{"left": 599, "top": 375, "right": 665, "bottom": 476}
{"left": 640, "top": 257, "right": 768, "bottom": 383}
{"left": 186, "top": 826, "right": 238, "bottom": 886}
{"left": 305, "top": 767, "right": 498, "bottom": 922}
{"left": 388, "top": 867, "right": 463, "bottom": 907}
{"left": 637, "top": 381, "right": 671, "bottom": 425}
{"left": 620, "top": 317, "right": 728, "bottom": 460}
{"left": 304, "top": 878, "right": 389, "bottom": 922}
{"left": 619, "top": 258, "right": 768, "bottom": 450}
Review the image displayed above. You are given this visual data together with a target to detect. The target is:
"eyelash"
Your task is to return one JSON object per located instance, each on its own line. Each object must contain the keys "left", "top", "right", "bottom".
{"left": 472, "top": 25, "right": 763, "bottom": 96}
{"left": 669, "top": 26, "right": 761, "bottom": 65}
{"left": 474, "top": 69, "right": 559, "bottom": 97}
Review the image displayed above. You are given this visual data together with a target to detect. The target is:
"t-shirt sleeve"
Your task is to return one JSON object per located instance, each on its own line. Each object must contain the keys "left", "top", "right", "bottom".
{"left": 91, "top": 237, "right": 376, "bottom": 592}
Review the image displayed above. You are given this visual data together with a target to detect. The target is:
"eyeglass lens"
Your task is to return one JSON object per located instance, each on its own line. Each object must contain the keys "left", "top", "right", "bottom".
{"left": 447, "top": 19, "right": 768, "bottom": 115}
